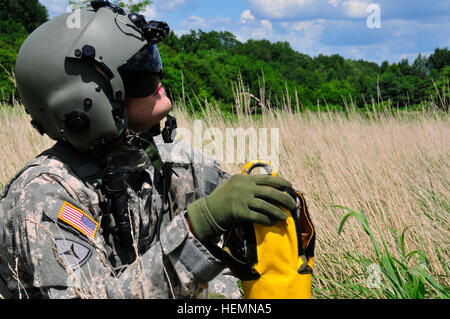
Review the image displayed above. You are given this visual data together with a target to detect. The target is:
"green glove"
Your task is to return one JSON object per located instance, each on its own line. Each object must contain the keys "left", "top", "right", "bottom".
{"left": 186, "top": 174, "right": 297, "bottom": 241}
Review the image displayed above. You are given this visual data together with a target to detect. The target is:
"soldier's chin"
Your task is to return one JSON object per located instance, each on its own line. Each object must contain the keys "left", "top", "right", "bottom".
{"left": 156, "top": 96, "right": 173, "bottom": 119}
{"left": 140, "top": 108, "right": 172, "bottom": 132}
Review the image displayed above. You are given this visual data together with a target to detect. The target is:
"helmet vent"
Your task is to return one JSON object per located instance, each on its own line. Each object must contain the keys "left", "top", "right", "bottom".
{"left": 64, "top": 110, "right": 90, "bottom": 134}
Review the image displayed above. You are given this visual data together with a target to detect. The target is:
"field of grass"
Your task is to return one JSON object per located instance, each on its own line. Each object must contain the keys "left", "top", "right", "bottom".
{"left": 174, "top": 93, "right": 449, "bottom": 299}
{"left": 1, "top": 93, "right": 449, "bottom": 298}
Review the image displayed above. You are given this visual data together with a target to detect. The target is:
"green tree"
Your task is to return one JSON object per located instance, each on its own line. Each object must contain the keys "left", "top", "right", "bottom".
{"left": 0, "top": 0, "right": 46, "bottom": 102}
{"left": 0, "top": 0, "right": 48, "bottom": 33}
{"left": 354, "top": 74, "right": 377, "bottom": 106}
{"left": 317, "top": 79, "right": 356, "bottom": 106}
{"left": 427, "top": 47, "right": 450, "bottom": 73}
{"left": 398, "top": 58, "right": 412, "bottom": 76}
{"left": 412, "top": 54, "right": 429, "bottom": 78}
{"left": 427, "top": 65, "right": 450, "bottom": 110}
{"left": 0, "top": 33, "right": 24, "bottom": 101}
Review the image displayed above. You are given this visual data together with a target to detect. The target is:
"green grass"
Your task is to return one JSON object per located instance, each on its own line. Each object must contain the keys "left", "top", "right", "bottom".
{"left": 313, "top": 206, "right": 449, "bottom": 299}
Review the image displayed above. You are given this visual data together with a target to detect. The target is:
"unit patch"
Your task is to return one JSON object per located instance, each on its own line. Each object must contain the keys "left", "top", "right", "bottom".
{"left": 57, "top": 202, "right": 99, "bottom": 239}
{"left": 54, "top": 238, "right": 91, "bottom": 269}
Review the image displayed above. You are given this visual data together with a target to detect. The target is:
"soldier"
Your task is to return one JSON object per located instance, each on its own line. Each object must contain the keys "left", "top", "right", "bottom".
{"left": 0, "top": 2, "right": 296, "bottom": 299}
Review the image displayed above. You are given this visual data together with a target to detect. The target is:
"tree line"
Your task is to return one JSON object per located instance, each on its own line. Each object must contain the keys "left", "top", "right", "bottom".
{"left": 159, "top": 30, "right": 449, "bottom": 112}
{"left": 0, "top": 0, "right": 48, "bottom": 103}
{"left": 1, "top": 0, "right": 449, "bottom": 112}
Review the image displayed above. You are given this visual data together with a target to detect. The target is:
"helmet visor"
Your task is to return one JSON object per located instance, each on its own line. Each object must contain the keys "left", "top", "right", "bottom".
{"left": 118, "top": 44, "right": 163, "bottom": 98}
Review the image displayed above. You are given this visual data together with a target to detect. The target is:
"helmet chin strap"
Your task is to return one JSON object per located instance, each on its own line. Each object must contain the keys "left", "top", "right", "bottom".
{"left": 161, "top": 115, "right": 177, "bottom": 143}
{"left": 139, "top": 114, "right": 177, "bottom": 144}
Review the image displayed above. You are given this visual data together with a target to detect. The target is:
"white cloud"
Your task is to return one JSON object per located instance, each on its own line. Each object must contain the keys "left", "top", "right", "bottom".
{"left": 182, "top": 15, "right": 206, "bottom": 29}
{"left": 341, "top": 1, "right": 369, "bottom": 18}
{"left": 248, "top": 0, "right": 311, "bottom": 20}
{"left": 234, "top": 11, "right": 274, "bottom": 40}
{"left": 328, "top": 0, "right": 342, "bottom": 8}
{"left": 280, "top": 20, "right": 326, "bottom": 55}
{"left": 233, "top": 19, "right": 273, "bottom": 41}
{"left": 260, "top": 20, "right": 273, "bottom": 31}
{"left": 240, "top": 10, "right": 255, "bottom": 24}
{"left": 292, "top": 21, "right": 313, "bottom": 31}
{"left": 153, "top": 0, "right": 190, "bottom": 13}
{"left": 177, "top": 15, "right": 232, "bottom": 35}
{"left": 142, "top": 5, "right": 159, "bottom": 20}
{"left": 248, "top": 0, "right": 373, "bottom": 20}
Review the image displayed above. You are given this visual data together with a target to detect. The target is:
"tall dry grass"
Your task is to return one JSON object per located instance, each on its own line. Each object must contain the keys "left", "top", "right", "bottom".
{"left": 1, "top": 83, "right": 449, "bottom": 298}
{"left": 171, "top": 82, "right": 449, "bottom": 298}
{"left": 0, "top": 105, "right": 55, "bottom": 188}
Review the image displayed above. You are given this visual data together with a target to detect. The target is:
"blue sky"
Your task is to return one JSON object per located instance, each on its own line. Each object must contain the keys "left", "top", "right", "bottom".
{"left": 40, "top": 0, "right": 450, "bottom": 65}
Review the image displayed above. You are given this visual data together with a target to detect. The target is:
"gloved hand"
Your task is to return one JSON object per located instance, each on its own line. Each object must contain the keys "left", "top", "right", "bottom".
{"left": 186, "top": 174, "right": 297, "bottom": 241}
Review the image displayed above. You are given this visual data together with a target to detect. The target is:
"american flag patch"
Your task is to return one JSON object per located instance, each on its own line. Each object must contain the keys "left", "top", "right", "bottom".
{"left": 57, "top": 202, "right": 99, "bottom": 239}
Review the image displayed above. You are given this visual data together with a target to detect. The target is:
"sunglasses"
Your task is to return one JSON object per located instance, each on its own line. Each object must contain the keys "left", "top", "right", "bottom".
{"left": 118, "top": 15, "right": 170, "bottom": 99}
{"left": 118, "top": 44, "right": 164, "bottom": 98}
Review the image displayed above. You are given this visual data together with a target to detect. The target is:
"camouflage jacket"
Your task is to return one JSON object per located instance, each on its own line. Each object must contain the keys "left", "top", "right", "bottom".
{"left": 0, "top": 135, "right": 240, "bottom": 299}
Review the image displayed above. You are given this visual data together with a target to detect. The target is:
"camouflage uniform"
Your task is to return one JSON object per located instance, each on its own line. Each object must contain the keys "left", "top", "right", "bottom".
{"left": 0, "top": 135, "right": 241, "bottom": 299}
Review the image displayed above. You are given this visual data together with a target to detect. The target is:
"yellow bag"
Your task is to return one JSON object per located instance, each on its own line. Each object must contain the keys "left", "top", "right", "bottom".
{"left": 221, "top": 160, "right": 315, "bottom": 299}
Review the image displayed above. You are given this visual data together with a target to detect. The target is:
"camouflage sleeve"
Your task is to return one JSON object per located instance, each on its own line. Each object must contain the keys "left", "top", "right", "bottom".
{"left": 7, "top": 175, "right": 224, "bottom": 299}
{"left": 166, "top": 139, "right": 231, "bottom": 216}
{"left": 163, "top": 141, "right": 241, "bottom": 299}
{"left": 172, "top": 161, "right": 243, "bottom": 299}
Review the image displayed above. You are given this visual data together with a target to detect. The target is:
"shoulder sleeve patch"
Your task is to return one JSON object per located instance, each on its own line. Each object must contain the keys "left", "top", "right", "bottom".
{"left": 55, "top": 238, "right": 91, "bottom": 270}
{"left": 57, "top": 201, "right": 99, "bottom": 239}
